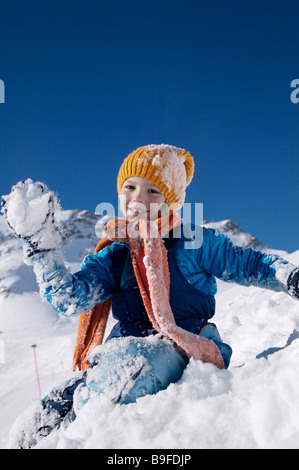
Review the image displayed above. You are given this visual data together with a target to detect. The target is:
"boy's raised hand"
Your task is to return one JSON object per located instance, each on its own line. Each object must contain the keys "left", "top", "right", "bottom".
{"left": 1, "top": 179, "right": 56, "bottom": 239}
{"left": 287, "top": 268, "right": 299, "bottom": 300}
{"left": 1, "top": 179, "right": 61, "bottom": 259}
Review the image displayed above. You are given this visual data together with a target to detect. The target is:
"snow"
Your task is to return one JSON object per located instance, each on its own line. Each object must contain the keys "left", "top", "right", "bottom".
{"left": 2, "top": 179, "right": 55, "bottom": 238}
{"left": 141, "top": 145, "right": 189, "bottom": 208}
{"left": 1, "top": 210, "right": 299, "bottom": 449}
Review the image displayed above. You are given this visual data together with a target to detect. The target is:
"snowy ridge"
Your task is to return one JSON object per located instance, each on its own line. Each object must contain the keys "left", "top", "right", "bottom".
{"left": 203, "top": 219, "right": 265, "bottom": 251}
{"left": 0, "top": 210, "right": 299, "bottom": 448}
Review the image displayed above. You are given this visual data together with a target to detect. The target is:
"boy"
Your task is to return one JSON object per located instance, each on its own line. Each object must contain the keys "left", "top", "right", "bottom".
{"left": 2, "top": 144, "right": 299, "bottom": 448}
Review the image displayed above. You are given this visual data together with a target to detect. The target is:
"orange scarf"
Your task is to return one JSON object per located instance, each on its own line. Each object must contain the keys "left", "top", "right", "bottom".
{"left": 72, "top": 213, "right": 224, "bottom": 372}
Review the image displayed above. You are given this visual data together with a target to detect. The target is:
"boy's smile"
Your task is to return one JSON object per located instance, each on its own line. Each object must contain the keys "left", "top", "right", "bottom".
{"left": 119, "top": 176, "right": 166, "bottom": 222}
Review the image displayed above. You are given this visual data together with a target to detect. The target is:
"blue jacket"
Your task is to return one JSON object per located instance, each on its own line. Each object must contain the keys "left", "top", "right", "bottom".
{"left": 34, "top": 224, "right": 297, "bottom": 369}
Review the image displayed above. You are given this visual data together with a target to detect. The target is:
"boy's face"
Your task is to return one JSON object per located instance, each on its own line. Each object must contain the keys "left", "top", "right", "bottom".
{"left": 119, "top": 176, "right": 166, "bottom": 222}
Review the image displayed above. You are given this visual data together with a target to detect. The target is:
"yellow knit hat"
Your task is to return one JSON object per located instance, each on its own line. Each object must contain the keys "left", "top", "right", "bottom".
{"left": 117, "top": 144, "right": 194, "bottom": 210}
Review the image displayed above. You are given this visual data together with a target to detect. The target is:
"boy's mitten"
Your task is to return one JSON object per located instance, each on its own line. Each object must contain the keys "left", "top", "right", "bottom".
{"left": 1, "top": 179, "right": 61, "bottom": 262}
{"left": 288, "top": 269, "right": 299, "bottom": 299}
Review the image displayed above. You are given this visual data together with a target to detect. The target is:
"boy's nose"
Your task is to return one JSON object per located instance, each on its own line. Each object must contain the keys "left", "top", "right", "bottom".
{"left": 132, "top": 188, "right": 144, "bottom": 203}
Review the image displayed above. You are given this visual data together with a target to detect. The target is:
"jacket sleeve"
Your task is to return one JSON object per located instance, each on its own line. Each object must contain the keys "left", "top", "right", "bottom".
{"left": 31, "top": 244, "right": 117, "bottom": 316}
{"left": 198, "top": 228, "right": 298, "bottom": 295}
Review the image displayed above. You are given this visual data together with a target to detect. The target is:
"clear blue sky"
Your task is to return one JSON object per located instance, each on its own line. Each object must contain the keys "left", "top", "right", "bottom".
{"left": 0, "top": 0, "right": 298, "bottom": 252}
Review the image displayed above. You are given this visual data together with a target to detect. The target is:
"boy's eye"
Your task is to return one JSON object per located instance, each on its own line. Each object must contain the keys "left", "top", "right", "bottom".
{"left": 148, "top": 189, "right": 160, "bottom": 194}
{"left": 123, "top": 184, "right": 161, "bottom": 195}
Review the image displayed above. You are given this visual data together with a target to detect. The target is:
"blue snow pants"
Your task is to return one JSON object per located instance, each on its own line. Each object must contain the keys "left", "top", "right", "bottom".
{"left": 42, "top": 336, "right": 188, "bottom": 420}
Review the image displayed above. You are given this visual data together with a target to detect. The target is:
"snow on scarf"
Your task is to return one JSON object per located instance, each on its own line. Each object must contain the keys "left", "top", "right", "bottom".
{"left": 72, "top": 213, "right": 224, "bottom": 371}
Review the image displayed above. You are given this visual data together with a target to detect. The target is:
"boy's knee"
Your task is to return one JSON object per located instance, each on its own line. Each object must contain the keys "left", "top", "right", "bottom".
{"left": 77, "top": 337, "right": 188, "bottom": 407}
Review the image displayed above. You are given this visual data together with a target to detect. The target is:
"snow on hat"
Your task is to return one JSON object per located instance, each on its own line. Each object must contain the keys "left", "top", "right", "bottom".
{"left": 117, "top": 144, "right": 194, "bottom": 210}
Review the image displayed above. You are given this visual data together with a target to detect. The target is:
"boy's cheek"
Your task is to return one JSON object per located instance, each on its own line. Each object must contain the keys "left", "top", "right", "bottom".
{"left": 118, "top": 194, "right": 128, "bottom": 216}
